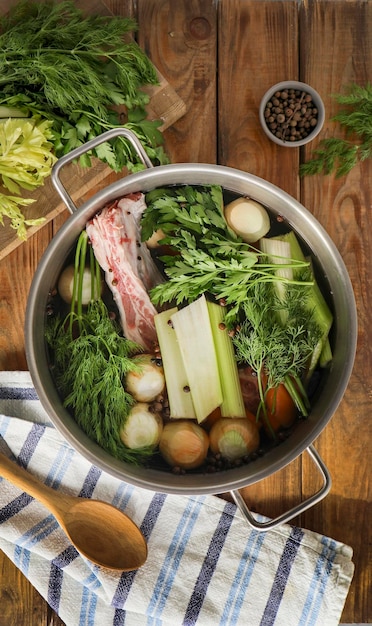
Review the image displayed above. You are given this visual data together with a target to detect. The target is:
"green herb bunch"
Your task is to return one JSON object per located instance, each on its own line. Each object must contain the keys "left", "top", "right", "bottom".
{"left": 0, "top": 0, "right": 169, "bottom": 172}
{"left": 300, "top": 83, "right": 372, "bottom": 177}
{"left": 143, "top": 185, "right": 311, "bottom": 326}
{"left": 46, "top": 231, "right": 152, "bottom": 465}
{"left": 232, "top": 280, "right": 321, "bottom": 427}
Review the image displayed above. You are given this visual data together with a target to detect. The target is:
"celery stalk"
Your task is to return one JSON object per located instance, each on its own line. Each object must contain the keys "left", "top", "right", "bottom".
{"left": 274, "top": 230, "right": 333, "bottom": 378}
{"left": 207, "top": 300, "right": 246, "bottom": 417}
{"left": 319, "top": 337, "right": 333, "bottom": 368}
{"left": 170, "top": 295, "right": 223, "bottom": 423}
{"left": 154, "top": 308, "right": 196, "bottom": 419}
{"left": 260, "top": 237, "right": 294, "bottom": 325}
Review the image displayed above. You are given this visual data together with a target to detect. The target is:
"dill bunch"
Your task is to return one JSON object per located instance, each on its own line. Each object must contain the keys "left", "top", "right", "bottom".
{"left": 45, "top": 232, "right": 153, "bottom": 465}
{"left": 232, "top": 280, "right": 321, "bottom": 428}
{"left": 0, "top": 1, "right": 156, "bottom": 112}
{"left": 300, "top": 83, "right": 372, "bottom": 177}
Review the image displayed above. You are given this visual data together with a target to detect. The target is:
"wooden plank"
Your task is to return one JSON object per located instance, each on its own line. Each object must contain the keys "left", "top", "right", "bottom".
{"left": 137, "top": 0, "right": 218, "bottom": 164}
{"left": 299, "top": 1, "right": 372, "bottom": 622}
{"left": 0, "top": 161, "right": 123, "bottom": 261}
{"left": 218, "top": 0, "right": 300, "bottom": 195}
{"left": 217, "top": 0, "right": 303, "bottom": 520}
{"left": 0, "top": 557, "right": 52, "bottom": 625}
{"left": 0, "top": 0, "right": 185, "bottom": 259}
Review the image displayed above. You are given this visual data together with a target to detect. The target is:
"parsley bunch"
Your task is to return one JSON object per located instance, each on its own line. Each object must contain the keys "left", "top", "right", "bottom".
{"left": 143, "top": 185, "right": 311, "bottom": 325}
{"left": 300, "top": 83, "right": 372, "bottom": 177}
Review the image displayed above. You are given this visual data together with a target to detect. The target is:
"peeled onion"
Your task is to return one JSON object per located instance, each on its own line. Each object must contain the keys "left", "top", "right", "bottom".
{"left": 125, "top": 354, "right": 165, "bottom": 402}
{"left": 224, "top": 197, "right": 270, "bottom": 243}
{"left": 57, "top": 265, "right": 101, "bottom": 305}
{"left": 159, "top": 420, "right": 209, "bottom": 470}
{"left": 120, "top": 403, "right": 163, "bottom": 449}
{"left": 209, "top": 417, "right": 260, "bottom": 461}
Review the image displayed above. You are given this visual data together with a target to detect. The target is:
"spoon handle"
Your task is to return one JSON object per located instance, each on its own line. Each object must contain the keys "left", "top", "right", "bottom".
{"left": 0, "top": 451, "right": 72, "bottom": 514}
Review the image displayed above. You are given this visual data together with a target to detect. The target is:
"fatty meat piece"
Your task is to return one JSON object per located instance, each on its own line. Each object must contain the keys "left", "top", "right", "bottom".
{"left": 86, "top": 192, "right": 163, "bottom": 350}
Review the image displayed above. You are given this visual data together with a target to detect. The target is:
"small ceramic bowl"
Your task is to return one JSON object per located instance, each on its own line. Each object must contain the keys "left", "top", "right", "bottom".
{"left": 259, "top": 80, "right": 325, "bottom": 147}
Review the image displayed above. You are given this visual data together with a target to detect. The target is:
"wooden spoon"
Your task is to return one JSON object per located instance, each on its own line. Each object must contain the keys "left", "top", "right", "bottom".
{"left": 0, "top": 451, "right": 147, "bottom": 571}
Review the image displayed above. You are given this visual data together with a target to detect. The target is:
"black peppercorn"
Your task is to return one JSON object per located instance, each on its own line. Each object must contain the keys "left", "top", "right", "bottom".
{"left": 263, "top": 87, "right": 319, "bottom": 142}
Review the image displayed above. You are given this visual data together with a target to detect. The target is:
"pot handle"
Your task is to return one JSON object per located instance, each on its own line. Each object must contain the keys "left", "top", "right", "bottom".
{"left": 230, "top": 444, "right": 331, "bottom": 532}
{"left": 51, "top": 128, "right": 154, "bottom": 214}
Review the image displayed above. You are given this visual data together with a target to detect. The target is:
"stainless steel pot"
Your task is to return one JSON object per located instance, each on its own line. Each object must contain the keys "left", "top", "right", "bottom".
{"left": 25, "top": 128, "right": 357, "bottom": 530}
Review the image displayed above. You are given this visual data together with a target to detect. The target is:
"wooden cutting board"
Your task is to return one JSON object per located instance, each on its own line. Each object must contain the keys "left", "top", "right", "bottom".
{"left": 0, "top": 0, "right": 186, "bottom": 260}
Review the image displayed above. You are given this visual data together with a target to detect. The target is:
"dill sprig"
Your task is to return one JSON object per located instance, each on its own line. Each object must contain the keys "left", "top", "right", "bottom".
{"left": 46, "top": 231, "right": 152, "bottom": 465}
{"left": 300, "top": 83, "right": 372, "bottom": 177}
{"left": 232, "top": 281, "right": 321, "bottom": 431}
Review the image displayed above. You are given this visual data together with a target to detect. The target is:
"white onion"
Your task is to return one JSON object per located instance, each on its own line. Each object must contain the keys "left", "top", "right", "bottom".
{"left": 120, "top": 403, "right": 163, "bottom": 449}
{"left": 224, "top": 197, "right": 270, "bottom": 243}
{"left": 125, "top": 354, "right": 165, "bottom": 402}
{"left": 57, "top": 265, "right": 101, "bottom": 305}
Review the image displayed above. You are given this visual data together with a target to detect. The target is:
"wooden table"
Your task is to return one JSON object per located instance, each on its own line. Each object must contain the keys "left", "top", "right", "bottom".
{"left": 0, "top": 1, "right": 371, "bottom": 624}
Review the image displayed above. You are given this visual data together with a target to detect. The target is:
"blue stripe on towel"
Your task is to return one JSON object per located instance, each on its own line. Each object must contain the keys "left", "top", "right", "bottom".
{"left": 140, "top": 492, "right": 167, "bottom": 540}
{"left": 298, "top": 536, "right": 336, "bottom": 626}
{"left": 112, "top": 481, "right": 135, "bottom": 511}
{"left": 0, "top": 492, "right": 33, "bottom": 522}
{"left": 0, "top": 424, "right": 46, "bottom": 520}
{"left": 82, "top": 568, "right": 102, "bottom": 592}
{"left": 45, "top": 444, "right": 75, "bottom": 489}
{"left": 52, "top": 544, "right": 80, "bottom": 568}
{"left": 48, "top": 562, "right": 64, "bottom": 612}
{"left": 310, "top": 538, "right": 336, "bottom": 624}
{"left": 79, "top": 465, "right": 102, "bottom": 499}
{"left": 113, "top": 609, "right": 126, "bottom": 625}
{"left": 79, "top": 586, "right": 98, "bottom": 626}
{"left": 112, "top": 492, "right": 167, "bottom": 609}
{"left": 19, "top": 423, "right": 46, "bottom": 467}
{"left": 14, "top": 544, "right": 31, "bottom": 575}
{"left": 183, "top": 500, "right": 236, "bottom": 625}
{"left": 17, "top": 514, "right": 59, "bottom": 549}
{"left": 0, "top": 387, "right": 39, "bottom": 400}
{"left": 148, "top": 496, "right": 206, "bottom": 620}
{"left": 220, "top": 525, "right": 266, "bottom": 625}
{"left": 259, "top": 525, "right": 304, "bottom": 626}
{"left": 48, "top": 545, "right": 81, "bottom": 612}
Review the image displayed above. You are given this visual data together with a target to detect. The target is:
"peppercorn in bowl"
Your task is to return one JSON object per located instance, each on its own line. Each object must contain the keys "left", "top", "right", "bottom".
{"left": 259, "top": 81, "right": 325, "bottom": 147}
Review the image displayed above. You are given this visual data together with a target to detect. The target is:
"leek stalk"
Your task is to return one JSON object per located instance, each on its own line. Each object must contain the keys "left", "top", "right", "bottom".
{"left": 207, "top": 300, "right": 246, "bottom": 418}
{"left": 274, "top": 231, "right": 333, "bottom": 378}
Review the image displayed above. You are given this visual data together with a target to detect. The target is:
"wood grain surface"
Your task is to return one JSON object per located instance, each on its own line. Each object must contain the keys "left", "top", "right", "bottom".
{"left": 0, "top": 1, "right": 371, "bottom": 624}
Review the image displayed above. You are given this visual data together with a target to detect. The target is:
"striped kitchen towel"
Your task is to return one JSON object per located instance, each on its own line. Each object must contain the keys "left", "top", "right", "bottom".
{"left": 0, "top": 372, "right": 354, "bottom": 626}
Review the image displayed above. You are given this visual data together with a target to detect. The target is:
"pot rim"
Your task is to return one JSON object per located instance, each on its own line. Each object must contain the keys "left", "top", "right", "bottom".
{"left": 25, "top": 162, "right": 358, "bottom": 494}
